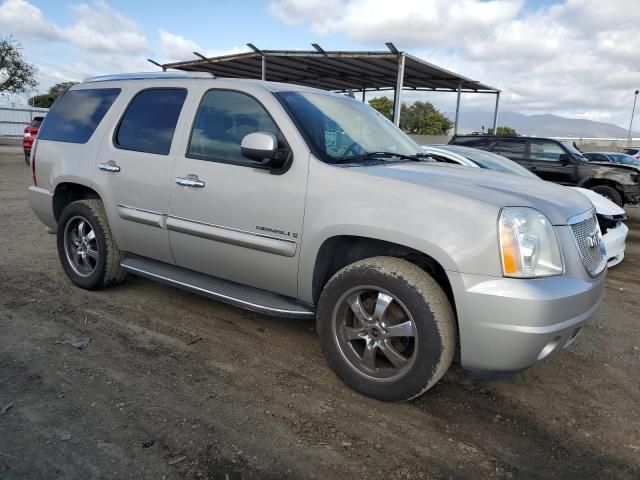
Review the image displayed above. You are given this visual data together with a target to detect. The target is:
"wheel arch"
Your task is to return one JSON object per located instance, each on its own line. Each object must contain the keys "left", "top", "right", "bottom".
{"left": 53, "top": 182, "right": 101, "bottom": 222}
{"left": 311, "top": 235, "right": 457, "bottom": 318}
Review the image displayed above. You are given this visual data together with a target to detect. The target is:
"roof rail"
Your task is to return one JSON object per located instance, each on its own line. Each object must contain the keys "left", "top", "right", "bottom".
{"left": 83, "top": 71, "right": 215, "bottom": 83}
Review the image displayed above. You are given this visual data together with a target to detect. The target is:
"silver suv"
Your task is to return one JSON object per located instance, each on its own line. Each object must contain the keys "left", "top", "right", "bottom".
{"left": 28, "top": 72, "right": 606, "bottom": 401}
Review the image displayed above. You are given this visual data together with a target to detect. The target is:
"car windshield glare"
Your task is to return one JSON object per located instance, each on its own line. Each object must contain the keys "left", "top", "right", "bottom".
{"left": 611, "top": 154, "right": 640, "bottom": 166}
{"left": 277, "top": 91, "right": 421, "bottom": 163}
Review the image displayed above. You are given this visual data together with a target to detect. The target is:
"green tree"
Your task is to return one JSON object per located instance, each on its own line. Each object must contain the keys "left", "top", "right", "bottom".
{"left": 368, "top": 96, "right": 394, "bottom": 120}
{"left": 29, "top": 81, "right": 77, "bottom": 108}
{"left": 399, "top": 101, "right": 453, "bottom": 135}
{"left": 0, "top": 37, "right": 37, "bottom": 95}
{"left": 488, "top": 126, "right": 517, "bottom": 136}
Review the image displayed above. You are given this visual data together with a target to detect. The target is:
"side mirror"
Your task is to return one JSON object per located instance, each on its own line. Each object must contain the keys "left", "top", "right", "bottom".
{"left": 241, "top": 132, "right": 291, "bottom": 173}
{"left": 559, "top": 153, "right": 571, "bottom": 165}
{"left": 241, "top": 132, "right": 278, "bottom": 163}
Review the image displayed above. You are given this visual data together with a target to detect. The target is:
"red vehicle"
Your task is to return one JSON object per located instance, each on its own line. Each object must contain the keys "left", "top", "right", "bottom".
{"left": 23, "top": 116, "right": 44, "bottom": 165}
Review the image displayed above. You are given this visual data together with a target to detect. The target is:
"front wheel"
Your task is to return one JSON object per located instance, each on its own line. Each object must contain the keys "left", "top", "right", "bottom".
{"left": 316, "top": 257, "right": 456, "bottom": 402}
{"left": 56, "top": 199, "right": 126, "bottom": 290}
{"left": 590, "top": 185, "right": 623, "bottom": 207}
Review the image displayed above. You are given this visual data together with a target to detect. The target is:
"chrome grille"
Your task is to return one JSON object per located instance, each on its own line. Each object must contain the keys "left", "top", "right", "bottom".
{"left": 570, "top": 212, "right": 605, "bottom": 275}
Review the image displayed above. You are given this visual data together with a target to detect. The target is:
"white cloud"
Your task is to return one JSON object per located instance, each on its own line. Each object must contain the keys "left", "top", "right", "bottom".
{"left": 0, "top": 0, "right": 148, "bottom": 53}
{"left": 0, "top": 0, "right": 60, "bottom": 39}
{"left": 268, "top": 0, "right": 640, "bottom": 128}
{"left": 62, "top": 1, "right": 148, "bottom": 53}
{"left": 158, "top": 29, "right": 247, "bottom": 63}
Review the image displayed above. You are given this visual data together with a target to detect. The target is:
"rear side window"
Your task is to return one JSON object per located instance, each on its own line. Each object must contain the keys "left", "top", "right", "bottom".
{"left": 115, "top": 88, "right": 187, "bottom": 155}
{"left": 493, "top": 139, "right": 525, "bottom": 160}
{"left": 38, "top": 88, "right": 120, "bottom": 144}
{"left": 450, "top": 136, "right": 490, "bottom": 148}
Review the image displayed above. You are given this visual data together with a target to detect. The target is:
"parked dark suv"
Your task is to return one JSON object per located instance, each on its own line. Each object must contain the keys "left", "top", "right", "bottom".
{"left": 449, "top": 135, "right": 640, "bottom": 206}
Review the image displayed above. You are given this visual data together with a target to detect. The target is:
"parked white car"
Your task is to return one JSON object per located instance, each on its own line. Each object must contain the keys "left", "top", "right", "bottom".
{"left": 422, "top": 145, "right": 628, "bottom": 267}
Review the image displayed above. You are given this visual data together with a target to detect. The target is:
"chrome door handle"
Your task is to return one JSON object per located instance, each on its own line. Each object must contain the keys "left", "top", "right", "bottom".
{"left": 98, "top": 162, "right": 121, "bottom": 173}
{"left": 175, "top": 176, "right": 205, "bottom": 188}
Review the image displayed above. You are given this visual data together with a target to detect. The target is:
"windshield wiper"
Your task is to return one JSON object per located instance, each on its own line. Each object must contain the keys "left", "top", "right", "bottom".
{"left": 335, "top": 151, "right": 425, "bottom": 164}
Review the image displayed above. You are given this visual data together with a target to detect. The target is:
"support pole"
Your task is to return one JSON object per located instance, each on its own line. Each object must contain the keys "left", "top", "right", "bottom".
{"left": 453, "top": 82, "right": 462, "bottom": 136}
{"left": 261, "top": 55, "right": 266, "bottom": 81}
{"left": 393, "top": 54, "right": 406, "bottom": 126}
{"left": 492, "top": 92, "right": 501, "bottom": 133}
{"left": 362, "top": 86, "right": 366, "bottom": 102}
{"left": 627, "top": 90, "right": 639, "bottom": 148}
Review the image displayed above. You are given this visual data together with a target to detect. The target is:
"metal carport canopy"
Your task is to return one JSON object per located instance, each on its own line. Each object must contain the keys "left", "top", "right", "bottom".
{"left": 159, "top": 43, "right": 501, "bottom": 133}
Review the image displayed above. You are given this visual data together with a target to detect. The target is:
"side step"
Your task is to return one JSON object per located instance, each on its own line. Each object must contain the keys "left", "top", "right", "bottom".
{"left": 120, "top": 255, "right": 315, "bottom": 319}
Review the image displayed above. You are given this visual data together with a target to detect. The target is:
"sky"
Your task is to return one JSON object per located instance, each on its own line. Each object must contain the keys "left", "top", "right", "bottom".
{"left": 1, "top": 0, "right": 639, "bottom": 130}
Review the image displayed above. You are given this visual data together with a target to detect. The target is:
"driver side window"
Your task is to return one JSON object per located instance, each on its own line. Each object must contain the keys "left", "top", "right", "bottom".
{"left": 188, "top": 90, "right": 280, "bottom": 166}
{"left": 529, "top": 141, "right": 565, "bottom": 162}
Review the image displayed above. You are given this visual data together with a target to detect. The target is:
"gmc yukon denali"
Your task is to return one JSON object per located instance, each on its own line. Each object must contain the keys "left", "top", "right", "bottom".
{"left": 28, "top": 72, "right": 606, "bottom": 401}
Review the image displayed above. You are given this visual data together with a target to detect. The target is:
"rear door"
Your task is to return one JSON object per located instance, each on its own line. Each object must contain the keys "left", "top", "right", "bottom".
{"left": 95, "top": 87, "right": 188, "bottom": 263}
{"left": 527, "top": 139, "right": 576, "bottom": 184}
{"left": 491, "top": 138, "right": 528, "bottom": 167}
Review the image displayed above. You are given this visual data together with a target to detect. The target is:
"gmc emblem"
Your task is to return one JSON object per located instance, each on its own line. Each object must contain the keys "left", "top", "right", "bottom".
{"left": 587, "top": 232, "right": 601, "bottom": 248}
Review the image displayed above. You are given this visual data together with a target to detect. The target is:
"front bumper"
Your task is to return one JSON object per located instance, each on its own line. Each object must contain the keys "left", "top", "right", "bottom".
{"left": 28, "top": 186, "right": 57, "bottom": 231}
{"left": 603, "top": 222, "right": 628, "bottom": 267}
{"left": 447, "top": 269, "right": 605, "bottom": 374}
{"left": 622, "top": 185, "right": 640, "bottom": 204}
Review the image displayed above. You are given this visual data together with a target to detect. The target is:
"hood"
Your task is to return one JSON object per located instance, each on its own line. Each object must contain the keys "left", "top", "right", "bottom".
{"left": 570, "top": 187, "right": 626, "bottom": 217}
{"left": 359, "top": 162, "right": 593, "bottom": 225}
{"left": 587, "top": 161, "right": 640, "bottom": 174}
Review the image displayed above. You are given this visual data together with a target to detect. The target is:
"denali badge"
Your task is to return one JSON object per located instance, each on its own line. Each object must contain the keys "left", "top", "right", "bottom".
{"left": 256, "top": 225, "right": 298, "bottom": 238}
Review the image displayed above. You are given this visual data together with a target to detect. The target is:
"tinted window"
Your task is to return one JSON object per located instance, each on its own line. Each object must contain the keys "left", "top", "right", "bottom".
{"left": 38, "top": 88, "right": 120, "bottom": 143}
{"left": 450, "top": 136, "right": 491, "bottom": 149}
{"left": 493, "top": 139, "right": 525, "bottom": 160}
{"left": 188, "top": 90, "right": 280, "bottom": 165}
{"left": 31, "top": 116, "right": 44, "bottom": 128}
{"left": 115, "top": 88, "right": 187, "bottom": 155}
{"left": 584, "top": 153, "right": 609, "bottom": 162}
{"left": 529, "top": 141, "right": 565, "bottom": 161}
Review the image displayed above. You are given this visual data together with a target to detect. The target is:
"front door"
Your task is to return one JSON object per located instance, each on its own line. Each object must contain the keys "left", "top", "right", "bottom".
{"left": 167, "top": 88, "right": 308, "bottom": 298}
{"left": 96, "top": 87, "right": 188, "bottom": 263}
{"left": 527, "top": 140, "right": 576, "bottom": 184}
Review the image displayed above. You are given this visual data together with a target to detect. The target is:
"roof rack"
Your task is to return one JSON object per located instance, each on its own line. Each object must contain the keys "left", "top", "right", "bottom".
{"left": 83, "top": 71, "right": 215, "bottom": 83}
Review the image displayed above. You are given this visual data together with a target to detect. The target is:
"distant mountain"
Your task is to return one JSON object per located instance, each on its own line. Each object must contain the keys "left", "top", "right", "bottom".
{"left": 451, "top": 110, "right": 639, "bottom": 138}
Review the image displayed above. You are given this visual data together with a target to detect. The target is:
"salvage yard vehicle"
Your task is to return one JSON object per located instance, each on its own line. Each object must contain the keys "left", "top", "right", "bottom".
{"left": 584, "top": 151, "right": 640, "bottom": 168}
{"left": 23, "top": 115, "right": 44, "bottom": 165}
{"left": 449, "top": 135, "right": 640, "bottom": 207}
{"left": 29, "top": 72, "right": 606, "bottom": 402}
{"left": 422, "top": 145, "right": 629, "bottom": 267}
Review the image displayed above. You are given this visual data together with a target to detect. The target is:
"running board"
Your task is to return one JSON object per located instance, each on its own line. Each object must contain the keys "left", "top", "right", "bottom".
{"left": 120, "top": 255, "right": 315, "bottom": 319}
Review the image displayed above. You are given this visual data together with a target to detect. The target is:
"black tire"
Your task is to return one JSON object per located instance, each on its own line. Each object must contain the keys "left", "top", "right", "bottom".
{"left": 316, "top": 257, "right": 456, "bottom": 402}
{"left": 24, "top": 152, "right": 30, "bottom": 166}
{"left": 590, "top": 185, "right": 623, "bottom": 207}
{"left": 56, "top": 199, "right": 126, "bottom": 290}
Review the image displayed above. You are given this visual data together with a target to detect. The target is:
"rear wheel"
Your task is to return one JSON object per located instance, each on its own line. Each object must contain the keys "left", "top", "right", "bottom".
{"left": 316, "top": 257, "right": 456, "bottom": 402}
{"left": 57, "top": 199, "right": 126, "bottom": 290}
{"left": 590, "top": 185, "right": 623, "bottom": 207}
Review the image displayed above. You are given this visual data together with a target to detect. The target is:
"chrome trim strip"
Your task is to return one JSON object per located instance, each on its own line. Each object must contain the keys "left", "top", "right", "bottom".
{"left": 168, "top": 214, "right": 297, "bottom": 244}
{"left": 120, "top": 263, "right": 315, "bottom": 318}
{"left": 567, "top": 208, "right": 596, "bottom": 226}
{"left": 117, "top": 204, "right": 164, "bottom": 228}
{"left": 166, "top": 216, "right": 296, "bottom": 257}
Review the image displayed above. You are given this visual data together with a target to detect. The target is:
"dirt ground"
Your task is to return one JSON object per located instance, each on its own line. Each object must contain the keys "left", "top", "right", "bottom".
{"left": 1, "top": 150, "right": 639, "bottom": 480}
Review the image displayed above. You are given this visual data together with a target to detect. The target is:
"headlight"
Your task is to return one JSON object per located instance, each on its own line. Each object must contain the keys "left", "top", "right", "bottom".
{"left": 499, "top": 207, "right": 563, "bottom": 278}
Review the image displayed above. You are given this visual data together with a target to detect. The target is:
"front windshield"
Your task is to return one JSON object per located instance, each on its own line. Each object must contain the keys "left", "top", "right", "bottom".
{"left": 610, "top": 154, "right": 640, "bottom": 166}
{"left": 561, "top": 141, "right": 587, "bottom": 160}
{"left": 276, "top": 91, "right": 422, "bottom": 163}
{"left": 441, "top": 146, "right": 539, "bottom": 179}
